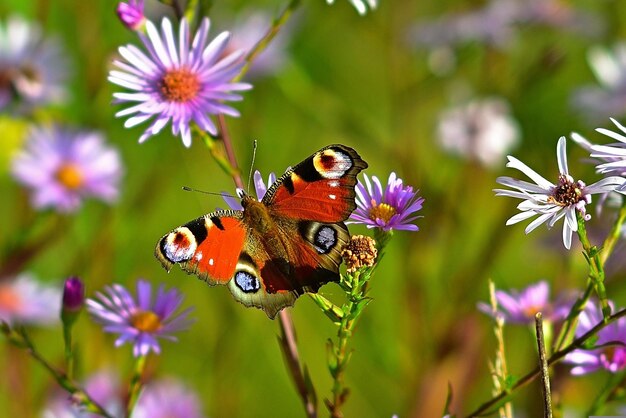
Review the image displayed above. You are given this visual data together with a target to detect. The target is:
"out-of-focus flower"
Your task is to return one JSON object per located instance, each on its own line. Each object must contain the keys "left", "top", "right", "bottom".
{"left": 0, "top": 273, "right": 61, "bottom": 326}
{"left": 326, "top": 0, "right": 377, "bottom": 16}
{"left": 62, "top": 276, "right": 85, "bottom": 313}
{"left": 572, "top": 118, "right": 626, "bottom": 178}
{"left": 412, "top": 0, "right": 601, "bottom": 50}
{"left": 223, "top": 12, "right": 290, "bottom": 78}
{"left": 133, "top": 379, "right": 206, "bottom": 418}
{"left": 494, "top": 137, "right": 624, "bottom": 249}
{"left": 222, "top": 170, "right": 276, "bottom": 210}
{"left": 10, "top": 126, "right": 123, "bottom": 213}
{"left": 348, "top": 173, "right": 424, "bottom": 232}
{"left": 42, "top": 370, "right": 123, "bottom": 418}
{"left": 87, "top": 279, "right": 194, "bottom": 357}
{"left": 436, "top": 98, "right": 520, "bottom": 167}
{"left": 109, "top": 17, "right": 252, "bottom": 147}
{"left": 572, "top": 43, "right": 626, "bottom": 122}
{"left": 0, "top": 15, "right": 68, "bottom": 111}
{"left": 477, "top": 281, "right": 571, "bottom": 324}
{"left": 564, "top": 301, "right": 626, "bottom": 375}
{"left": 116, "top": 0, "right": 146, "bottom": 31}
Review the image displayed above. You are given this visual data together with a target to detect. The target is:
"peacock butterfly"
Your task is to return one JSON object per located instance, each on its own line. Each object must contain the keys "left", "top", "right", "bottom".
{"left": 155, "top": 144, "right": 368, "bottom": 318}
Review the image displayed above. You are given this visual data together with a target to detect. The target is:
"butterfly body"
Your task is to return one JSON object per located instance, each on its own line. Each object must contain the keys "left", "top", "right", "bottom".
{"left": 156, "top": 144, "right": 367, "bottom": 318}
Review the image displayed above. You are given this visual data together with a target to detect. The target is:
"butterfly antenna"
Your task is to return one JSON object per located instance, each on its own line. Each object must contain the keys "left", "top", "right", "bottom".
{"left": 246, "top": 139, "right": 258, "bottom": 194}
{"left": 182, "top": 186, "right": 233, "bottom": 199}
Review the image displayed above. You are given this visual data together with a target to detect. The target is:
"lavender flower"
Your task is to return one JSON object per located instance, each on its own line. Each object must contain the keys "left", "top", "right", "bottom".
{"left": 116, "top": 0, "right": 145, "bottom": 31}
{"left": 0, "top": 15, "right": 68, "bottom": 111}
{"left": 42, "top": 370, "right": 123, "bottom": 418}
{"left": 477, "top": 281, "right": 571, "bottom": 324}
{"left": 436, "top": 98, "right": 520, "bottom": 168}
{"left": 494, "top": 137, "right": 625, "bottom": 249}
{"left": 0, "top": 273, "right": 61, "bottom": 326}
{"left": 348, "top": 173, "right": 424, "bottom": 232}
{"left": 564, "top": 301, "right": 626, "bottom": 375}
{"left": 62, "top": 277, "right": 85, "bottom": 313}
{"left": 222, "top": 170, "right": 276, "bottom": 210}
{"left": 326, "top": 0, "right": 377, "bottom": 15}
{"left": 572, "top": 43, "right": 626, "bottom": 123}
{"left": 10, "top": 126, "right": 122, "bottom": 213}
{"left": 87, "top": 279, "right": 194, "bottom": 357}
{"left": 109, "top": 17, "right": 252, "bottom": 147}
{"left": 133, "top": 379, "right": 206, "bottom": 418}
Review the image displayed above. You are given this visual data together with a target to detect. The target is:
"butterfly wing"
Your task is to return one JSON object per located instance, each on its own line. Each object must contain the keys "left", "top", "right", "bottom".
{"left": 156, "top": 210, "right": 246, "bottom": 286}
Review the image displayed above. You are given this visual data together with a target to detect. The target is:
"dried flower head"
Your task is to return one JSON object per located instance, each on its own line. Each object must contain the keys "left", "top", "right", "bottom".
{"left": 341, "top": 235, "right": 377, "bottom": 273}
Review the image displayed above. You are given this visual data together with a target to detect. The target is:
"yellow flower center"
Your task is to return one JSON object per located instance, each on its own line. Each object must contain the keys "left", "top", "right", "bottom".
{"left": 56, "top": 163, "right": 84, "bottom": 190}
{"left": 368, "top": 201, "right": 396, "bottom": 223}
{"left": 130, "top": 310, "right": 162, "bottom": 333}
{"left": 159, "top": 69, "right": 200, "bottom": 102}
{"left": 0, "top": 286, "right": 22, "bottom": 312}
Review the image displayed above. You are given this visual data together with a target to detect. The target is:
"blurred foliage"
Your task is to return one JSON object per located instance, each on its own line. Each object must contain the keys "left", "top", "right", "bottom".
{"left": 2, "top": 0, "right": 626, "bottom": 417}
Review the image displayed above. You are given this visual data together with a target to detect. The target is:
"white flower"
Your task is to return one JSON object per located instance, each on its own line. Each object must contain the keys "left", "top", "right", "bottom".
{"left": 326, "top": 0, "right": 377, "bottom": 15}
{"left": 494, "top": 137, "right": 625, "bottom": 249}
{"left": 436, "top": 98, "right": 520, "bottom": 167}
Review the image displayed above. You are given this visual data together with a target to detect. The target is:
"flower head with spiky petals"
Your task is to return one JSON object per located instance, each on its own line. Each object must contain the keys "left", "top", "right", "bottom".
{"left": 477, "top": 280, "right": 572, "bottom": 324}
{"left": 0, "top": 273, "right": 61, "bottom": 326}
{"left": 564, "top": 301, "right": 626, "bottom": 375}
{"left": 494, "top": 137, "right": 625, "bottom": 249}
{"left": 116, "top": 0, "right": 146, "bottom": 31}
{"left": 109, "top": 17, "right": 252, "bottom": 147}
{"left": 0, "top": 15, "right": 68, "bottom": 111}
{"left": 10, "top": 125, "right": 123, "bottom": 213}
{"left": 348, "top": 173, "right": 424, "bottom": 232}
{"left": 87, "top": 279, "right": 194, "bottom": 357}
{"left": 222, "top": 170, "right": 276, "bottom": 210}
{"left": 133, "top": 379, "right": 205, "bottom": 418}
{"left": 572, "top": 118, "right": 626, "bottom": 179}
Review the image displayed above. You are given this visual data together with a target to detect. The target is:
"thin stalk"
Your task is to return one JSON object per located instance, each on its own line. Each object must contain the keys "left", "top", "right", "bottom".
{"left": 599, "top": 201, "right": 626, "bottom": 265}
{"left": 126, "top": 354, "right": 148, "bottom": 417}
{"left": 62, "top": 324, "right": 75, "bottom": 380}
{"left": 535, "top": 313, "right": 552, "bottom": 418}
{"left": 576, "top": 213, "right": 610, "bottom": 318}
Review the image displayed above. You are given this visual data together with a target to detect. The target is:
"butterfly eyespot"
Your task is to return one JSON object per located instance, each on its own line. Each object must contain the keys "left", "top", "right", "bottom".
{"left": 313, "top": 225, "right": 338, "bottom": 254}
{"left": 313, "top": 149, "right": 353, "bottom": 179}
{"left": 161, "top": 228, "right": 197, "bottom": 263}
{"left": 235, "top": 271, "right": 260, "bottom": 293}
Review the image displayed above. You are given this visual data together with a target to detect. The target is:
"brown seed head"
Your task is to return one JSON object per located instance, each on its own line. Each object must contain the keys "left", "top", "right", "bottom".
{"left": 341, "top": 235, "right": 377, "bottom": 273}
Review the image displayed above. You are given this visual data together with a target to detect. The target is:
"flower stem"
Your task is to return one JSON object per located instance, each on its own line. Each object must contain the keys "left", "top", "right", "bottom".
{"left": 576, "top": 212, "right": 610, "bottom": 319}
{"left": 553, "top": 281, "right": 594, "bottom": 352}
{"left": 535, "top": 313, "right": 552, "bottom": 418}
{"left": 235, "top": 0, "right": 302, "bottom": 82}
{"left": 62, "top": 323, "right": 75, "bottom": 380}
{"left": 1, "top": 324, "right": 113, "bottom": 418}
{"left": 465, "top": 307, "right": 626, "bottom": 417}
{"left": 599, "top": 201, "right": 626, "bottom": 265}
{"left": 126, "top": 354, "right": 148, "bottom": 417}
{"left": 586, "top": 370, "right": 626, "bottom": 415}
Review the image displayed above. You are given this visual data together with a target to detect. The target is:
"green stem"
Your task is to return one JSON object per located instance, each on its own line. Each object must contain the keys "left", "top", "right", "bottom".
{"left": 62, "top": 324, "right": 74, "bottom": 380}
{"left": 465, "top": 307, "right": 626, "bottom": 417}
{"left": 126, "top": 354, "right": 148, "bottom": 417}
{"left": 586, "top": 371, "right": 626, "bottom": 415}
{"left": 553, "top": 281, "right": 594, "bottom": 352}
{"left": 576, "top": 212, "right": 610, "bottom": 319}
{"left": 1, "top": 325, "right": 113, "bottom": 418}
{"left": 235, "top": 0, "right": 302, "bottom": 82}
{"left": 599, "top": 201, "right": 626, "bottom": 265}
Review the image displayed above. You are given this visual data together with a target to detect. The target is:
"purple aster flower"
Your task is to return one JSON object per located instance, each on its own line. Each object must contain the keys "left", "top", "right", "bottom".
{"left": 348, "top": 172, "right": 424, "bottom": 232}
{"left": 0, "top": 15, "right": 68, "bottom": 112}
{"left": 87, "top": 279, "right": 194, "bottom": 357}
{"left": 116, "top": 0, "right": 146, "bottom": 31}
{"left": 109, "top": 17, "right": 252, "bottom": 147}
{"left": 133, "top": 379, "right": 206, "bottom": 418}
{"left": 477, "top": 281, "right": 571, "bottom": 324}
{"left": 572, "top": 43, "right": 626, "bottom": 123}
{"left": 564, "top": 301, "right": 626, "bottom": 375}
{"left": 222, "top": 170, "right": 276, "bottom": 210}
{"left": 10, "top": 126, "right": 123, "bottom": 213}
{"left": 42, "top": 370, "right": 123, "bottom": 418}
{"left": 0, "top": 273, "right": 61, "bottom": 326}
{"left": 436, "top": 98, "right": 520, "bottom": 168}
{"left": 494, "top": 137, "right": 625, "bottom": 249}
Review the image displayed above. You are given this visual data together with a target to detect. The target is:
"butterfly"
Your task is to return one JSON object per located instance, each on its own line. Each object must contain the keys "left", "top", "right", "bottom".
{"left": 155, "top": 144, "right": 368, "bottom": 318}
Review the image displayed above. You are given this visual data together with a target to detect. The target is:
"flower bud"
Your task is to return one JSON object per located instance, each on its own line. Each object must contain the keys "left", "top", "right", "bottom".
{"left": 61, "top": 277, "right": 84, "bottom": 324}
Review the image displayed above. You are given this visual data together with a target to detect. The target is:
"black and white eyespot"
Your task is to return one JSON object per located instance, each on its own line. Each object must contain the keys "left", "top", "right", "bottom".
{"left": 234, "top": 270, "right": 260, "bottom": 293}
{"left": 313, "top": 225, "right": 338, "bottom": 254}
{"left": 313, "top": 149, "right": 353, "bottom": 179}
{"left": 160, "top": 227, "right": 197, "bottom": 263}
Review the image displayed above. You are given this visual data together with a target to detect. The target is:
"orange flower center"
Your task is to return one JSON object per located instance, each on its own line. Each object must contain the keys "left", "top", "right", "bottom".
{"left": 130, "top": 310, "right": 162, "bottom": 333}
{"left": 369, "top": 201, "right": 396, "bottom": 223}
{"left": 523, "top": 305, "right": 542, "bottom": 319}
{"left": 56, "top": 163, "right": 84, "bottom": 190}
{"left": 159, "top": 69, "right": 200, "bottom": 102}
{"left": 0, "top": 286, "right": 22, "bottom": 312}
